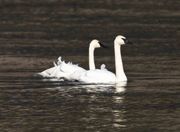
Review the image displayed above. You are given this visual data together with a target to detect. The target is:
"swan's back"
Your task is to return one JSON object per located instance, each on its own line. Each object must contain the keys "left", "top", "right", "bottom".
{"left": 60, "top": 61, "right": 85, "bottom": 74}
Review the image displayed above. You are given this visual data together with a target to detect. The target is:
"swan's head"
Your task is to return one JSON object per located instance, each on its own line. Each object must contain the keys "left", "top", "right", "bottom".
{"left": 115, "top": 35, "right": 131, "bottom": 46}
{"left": 90, "top": 39, "right": 107, "bottom": 49}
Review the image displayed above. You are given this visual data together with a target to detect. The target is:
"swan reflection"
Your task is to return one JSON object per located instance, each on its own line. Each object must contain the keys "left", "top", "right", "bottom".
{"left": 45, "top": 81, "right": 127, "bottom": 94}
{"left": 42, "top": 81, "right": 128, "bottom": 129}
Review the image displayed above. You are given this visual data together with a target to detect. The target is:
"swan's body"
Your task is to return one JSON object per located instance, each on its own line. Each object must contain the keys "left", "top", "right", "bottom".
{"left": 72, "top": 35, "right": 128, "bottom": 84}
{"left": 77, "top": 69, "right": 116, "bottom": 84}
{"left": 37, "top": 40, "right": 104, "bottom": 80}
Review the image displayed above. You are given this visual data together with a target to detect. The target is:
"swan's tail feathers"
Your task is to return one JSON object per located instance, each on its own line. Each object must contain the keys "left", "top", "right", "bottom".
{"left": 36, "top": 66, "right": 59, "bottom": 78}
{"left": 34, "top": 72, "right": 46, "bottom": 78}
{"left": 36, "top": 71, "right": 51, "bottom": 78}
{"left": 100, "top": 64, "right": 107, "bottom": 71}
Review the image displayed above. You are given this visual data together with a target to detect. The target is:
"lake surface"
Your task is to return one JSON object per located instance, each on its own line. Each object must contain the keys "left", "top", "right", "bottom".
{"left": 0, "top": 0, "right": 180, "bottom": 131}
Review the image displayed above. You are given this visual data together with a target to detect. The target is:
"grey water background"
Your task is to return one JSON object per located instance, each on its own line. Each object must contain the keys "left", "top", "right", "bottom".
{"left": 0, "top": 0, "right": 180, "bottom": 131}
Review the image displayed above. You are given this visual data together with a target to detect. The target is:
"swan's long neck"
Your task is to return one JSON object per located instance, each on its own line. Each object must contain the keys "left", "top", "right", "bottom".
{"left": 89, "top": 45, "right": 95, "bottom": 70}
{"left": 114, "top": 42, "right": 127, "bottom": 82}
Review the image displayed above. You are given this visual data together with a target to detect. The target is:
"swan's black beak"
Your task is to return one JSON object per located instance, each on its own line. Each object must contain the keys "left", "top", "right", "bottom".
{"left": 123, "top": 38, "right": 133, "bottom": 45}
{"left": 99, "top": 42, "right": 109, "bottom": 48}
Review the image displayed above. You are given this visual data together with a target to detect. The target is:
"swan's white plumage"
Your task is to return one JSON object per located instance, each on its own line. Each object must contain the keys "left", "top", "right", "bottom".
{"left": 70, "top": 35, "right": 128, "bottom": 84}
{"left": 37, "top": 39, "right": 103, "bottom": 80}
{"left": 37, "top": 36, "right": 128, "bottom": 84}
{"left": 37, "top": 67, "right": 57, "bottom": 78}
{"left": 67, "top": 64, "right": 113, "bottom": 83}
{"left": 59, "top": 58, "right": 85, "bottom": 74}
{"left": 37, "top": 56, "right": 85, "bottom": 80}
{"left": 77, "top": 69, "right": 116, "bottom": 84}
{"left": 58, "top": 58, "right": 86, "bottom": 80}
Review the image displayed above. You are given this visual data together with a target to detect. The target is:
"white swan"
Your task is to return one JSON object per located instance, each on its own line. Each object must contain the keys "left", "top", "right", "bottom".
{"left": 71, "top": 35, "right": 129, "bottom": 84}
{"left": 37, "top": 39, "right": 106, "bottom": 80}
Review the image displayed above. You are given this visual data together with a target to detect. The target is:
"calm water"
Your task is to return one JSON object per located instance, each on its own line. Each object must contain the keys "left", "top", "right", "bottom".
{"left": 0, "top": 1, "right": 180, "bottom": 131}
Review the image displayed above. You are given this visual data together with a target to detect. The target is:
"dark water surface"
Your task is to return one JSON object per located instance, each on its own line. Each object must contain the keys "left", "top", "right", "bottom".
{"left": 0, "top": 1, "right": 180, "bottom": 131}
